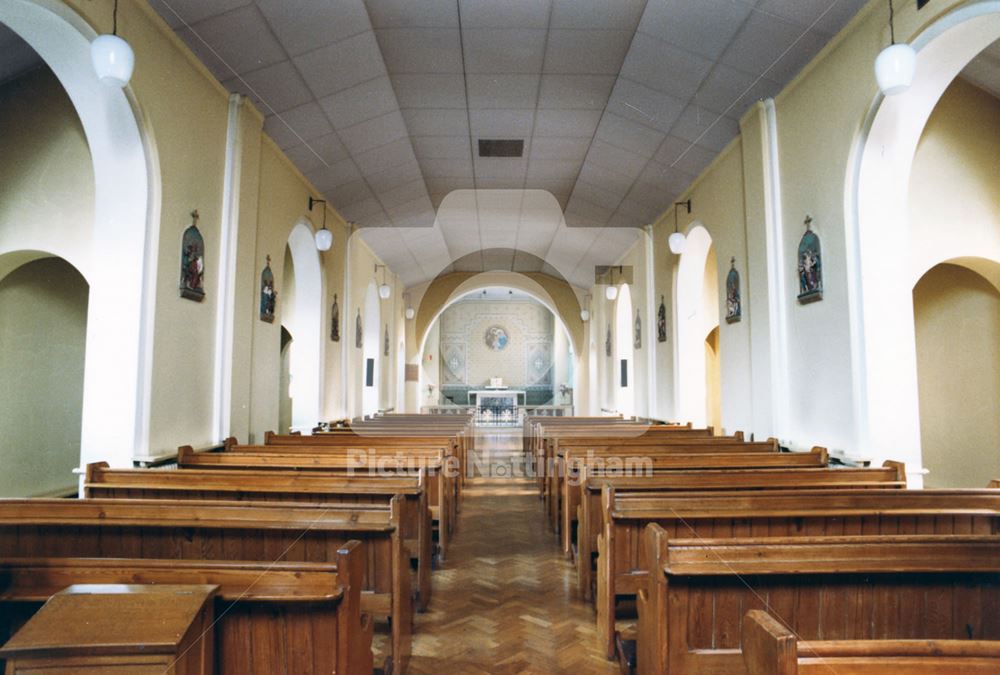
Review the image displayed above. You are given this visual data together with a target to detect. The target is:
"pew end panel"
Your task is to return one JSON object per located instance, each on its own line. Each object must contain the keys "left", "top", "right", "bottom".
{"left": 743, "top": 610, "right": 1000, "bottom": 675}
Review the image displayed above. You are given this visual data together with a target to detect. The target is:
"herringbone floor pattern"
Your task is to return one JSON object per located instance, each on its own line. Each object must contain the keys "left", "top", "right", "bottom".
{"left": 405, "top": 427, "right": 618, "bottom": 674}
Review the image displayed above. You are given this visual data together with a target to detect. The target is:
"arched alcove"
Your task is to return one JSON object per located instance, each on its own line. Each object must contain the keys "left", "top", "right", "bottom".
{"left": 0, "top": 257, "right": 87, "bottom": 496}
{"left": 0, "top": 1, "right": 156, "bottom": 470}
{"left": 848, "top": 1, "right": 1000, "bottom": 484}
{"left": 614, "top": 283, "right": 635, "bottom": 417}
{"left": 705, "top": 326, "right": 721, "bottom": 432}
{"left": 282, "top": 222, "right": 323, "bottom": 432}
{"left": 914, "top": 262, "right": 1000, "bottom": 487}
{"left": 362, "top": 282, "right": 381, "bottom": 418}
{"left": 675, "top": 225, "right": 720, "bottom": 428}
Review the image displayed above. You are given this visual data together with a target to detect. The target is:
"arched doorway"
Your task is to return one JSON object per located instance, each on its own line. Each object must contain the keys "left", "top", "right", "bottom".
{"left": 614, "top": 283, "right": 635, "bottom": 417}
{"left": 362, "top": 282, "right": 381, "bottom": 418}
{"left": 282, "top": 222, "right": 323, "bottom": 432}
{"left": 849, "top": 1, "right": 1000, "bottom": 484}
{"left": 0, "top": 1, "right": 155, "bottom": 470}
{"left": 913, "top": 262, "right": 1000, "bottom": 487}
{"left": 0, "top": 257, "right": 87, "bottom": 496}
{"left": 675, "top": 225, "right": 720, "bottom": 428}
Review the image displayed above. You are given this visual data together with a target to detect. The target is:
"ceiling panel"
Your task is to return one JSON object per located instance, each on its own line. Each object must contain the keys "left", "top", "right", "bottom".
{"left": 459, "top": 0, "right": 552, "bottom": 29}
{"left": 152, "top": 0, "right": 870, "bottom": 287}
{"left": 255, "top": 0, "right": 370, "bottom": 56}
{"left": 543, "top": 30, "right": 634, "bottom": 75}
{"left": 637, "top": 0, "right": 752, "bottom": 61}
{"left": 292, "top": 31, "right": 387, "bottom": 98}
{"left": 462, "top": 29, "right": 547, "bottom": 74}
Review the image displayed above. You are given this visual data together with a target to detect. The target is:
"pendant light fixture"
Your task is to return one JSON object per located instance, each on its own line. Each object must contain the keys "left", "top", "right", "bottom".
{"left": 669, "top": 200, "right": 690, "bottom": 255}
{"left": 605, "top": 267, "right": 622, "bottom": 301}
{"left": 91, "top": 0, "right": 135, "bottom": 88}
{"left": 580, "top": 293, "right": 591, "bottom": 322}
{"left": 874, "top": 0, "right": 916, "bottom": 96}
{"left": 404, "top": 293, "right": 415, "bottom": 320}
{"left": 376, "top": 264, "right": 391, "bottom": 299}
{"left": 308, "top": 197, "right": 333, "bottom": 251}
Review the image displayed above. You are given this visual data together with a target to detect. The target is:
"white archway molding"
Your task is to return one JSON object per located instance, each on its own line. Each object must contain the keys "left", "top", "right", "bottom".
{"left": 674, "top": 224, "right": 718, "bottom": 427}
{"left": 362, "top": 281, "right": 381, "bottom": 417}
{"left": 416, "top": 271, "right": 578, "bottom": 359}
{"left": 848, "top": 1, "right": 1000, "bottom": 485}
{"left": 0, "top": 0, "right": 156, "bottom": 469}
{"left": 414, "top": 271, "right": 582, "bottom": 413}
{"left": 284, "top": 221, "right": 324, "bottom": 432}
{"left": 614, "top": 283, "right": 635, "bottom": 417}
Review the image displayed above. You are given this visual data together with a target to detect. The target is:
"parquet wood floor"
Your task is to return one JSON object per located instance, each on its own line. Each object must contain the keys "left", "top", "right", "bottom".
{"left": 403, "top": 427, "right": 618, "bottom": 674}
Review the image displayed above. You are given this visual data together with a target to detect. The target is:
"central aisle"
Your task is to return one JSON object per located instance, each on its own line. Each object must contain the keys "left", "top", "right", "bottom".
{"left": 406, "top": 427, "right": 618, "bottom": 674}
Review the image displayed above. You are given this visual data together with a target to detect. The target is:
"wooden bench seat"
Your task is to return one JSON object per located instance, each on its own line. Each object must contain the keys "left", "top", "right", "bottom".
{"left": 573, "top": 462, "right": 905, "bottom": 600}
{"left": 635, "top": 530, "right": 1000, "bottom": 674}
{"left": 598, "top": 488, "right": 1000, "bottom": 659}
{"left": 83, "top": 462, "right": 434, "bottom": 612}
{"left": 549, "top": 437, "right": 780, "bottom": 535}
{"left": 0, "top": 551, "right": 372, "bottom": 675}
{"left": 178, "top": 444, "right": 454, "bottom": 559}
{"left": 742, "top": 609, "right": 1000, "bottom": 675}
{"left": 0, "top": 497, "right": 412, "bottom": 673}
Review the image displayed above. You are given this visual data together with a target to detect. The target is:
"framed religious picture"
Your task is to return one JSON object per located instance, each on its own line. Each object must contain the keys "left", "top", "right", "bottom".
{"left": 355, "top": 310, "right": 363, "bottom": 349}
{"left": 179, "top": 210, "right": 205, "bottom": 301}
{"left": 797, "top": 216, "right": 823, "bottom": 304}
{"left": 330, "top": 294, "right": 340, "bottom": 342}
{"left": 605, "top": 323, "right": 612, "bottom": 357}
{"left": 725, "top": 257, "right": 742, "bottom": 323}
{"left": 383, "top": 324, "right": 390, "bottom": 357}
{"left": 633, "top": 310, "right": 642, "bottom": 350}
{"left": 657, "top": 295, "right": 667, "bottom": 342}
{"left": 484, "top": 325, "right": 509, "bottom": 351}
{"left": 259, "top": 255, "right": 276, "bottom": 323}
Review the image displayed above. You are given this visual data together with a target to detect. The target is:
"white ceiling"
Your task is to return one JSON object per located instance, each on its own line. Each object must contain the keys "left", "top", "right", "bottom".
{"left": 146, "top": 0, "right": 869, "bottom": 287}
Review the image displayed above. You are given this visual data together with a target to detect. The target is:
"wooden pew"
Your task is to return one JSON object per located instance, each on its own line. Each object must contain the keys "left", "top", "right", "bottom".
{"left": 534, "top": 422, "right": 710, "bottom": 493}
{"left": 598, "top": 488, "right": 1000, "bottom": 659}
{"left": 251, "top": 436, "right": 462, "bottom": 526}
{"left": 742, "top": 609, "right": 1000, "bottom": 675}
{"left": 83, "top": 462, "right": 434, "bottom": 612}
{"left": 635, "top": 529, "right": 1000, "bottom": 674}
{"left": 178, "top": 444, "right": 453, "bottom": 559}
{"left": 552, "top": 437, "right": 778, "bottom": 538}
{"left": 574, "top": 461, "right": 905, "bottom": 600}
{"left": 0, "top": 552, "right": 373, "bottom": 675}
{"left": 0, "top": 498, "right": 413, "bottom": 674}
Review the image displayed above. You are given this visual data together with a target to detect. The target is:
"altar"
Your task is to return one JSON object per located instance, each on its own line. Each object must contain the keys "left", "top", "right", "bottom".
{"left": 469, "top": 389, "right": 526, "bottom": 409}
{"left": 469, "top": 389, "right": 526, "bottom": 426}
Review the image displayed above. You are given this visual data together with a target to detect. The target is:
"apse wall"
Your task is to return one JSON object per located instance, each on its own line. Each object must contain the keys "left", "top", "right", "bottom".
{"left": 439, "top": 298, "right": 555, "bottom": 389}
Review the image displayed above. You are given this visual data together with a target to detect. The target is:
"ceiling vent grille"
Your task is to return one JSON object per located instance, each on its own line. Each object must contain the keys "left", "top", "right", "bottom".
{"left": 478, "top": 139, "right": 524, "bottom": 158}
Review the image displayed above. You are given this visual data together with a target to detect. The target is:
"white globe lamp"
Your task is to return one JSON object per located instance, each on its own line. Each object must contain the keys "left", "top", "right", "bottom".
{"left": 875, "top": 42, "right": 916, "bottom": 96}
{"left": 379, "top": 283, "right": 391, "bottom": 300}
{"left": 605, "top": 285, "right": 618, "bottom": 301}
{"left": 91, "top": 34, "right": 134, "bottom": 88}
{"left": 668, "top": 231, "right": 687, "bottom": 255}
{"left": 580, "top": 309, "right": 590, "bottom": 322}
{"left": 314, "top": 227, "right": 333, "bottom": 251}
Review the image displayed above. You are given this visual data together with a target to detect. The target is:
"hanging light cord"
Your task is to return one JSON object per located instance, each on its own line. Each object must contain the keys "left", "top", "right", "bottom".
{"left": 889, "top": 0, "right": 896, "bottom": 45}
{"left": 113, "top": 0, "right": 119, "bottom": 36}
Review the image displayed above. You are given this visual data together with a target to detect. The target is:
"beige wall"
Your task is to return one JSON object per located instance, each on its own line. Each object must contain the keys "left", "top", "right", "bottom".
{"left": 914, "top": 264, "right": 1000, "bottom": 487}
{"left": 0, "top": 69, "right": 93, "bottom": 276}
{"left": 0, "top": 258, "right": 87, "bottom": 496}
